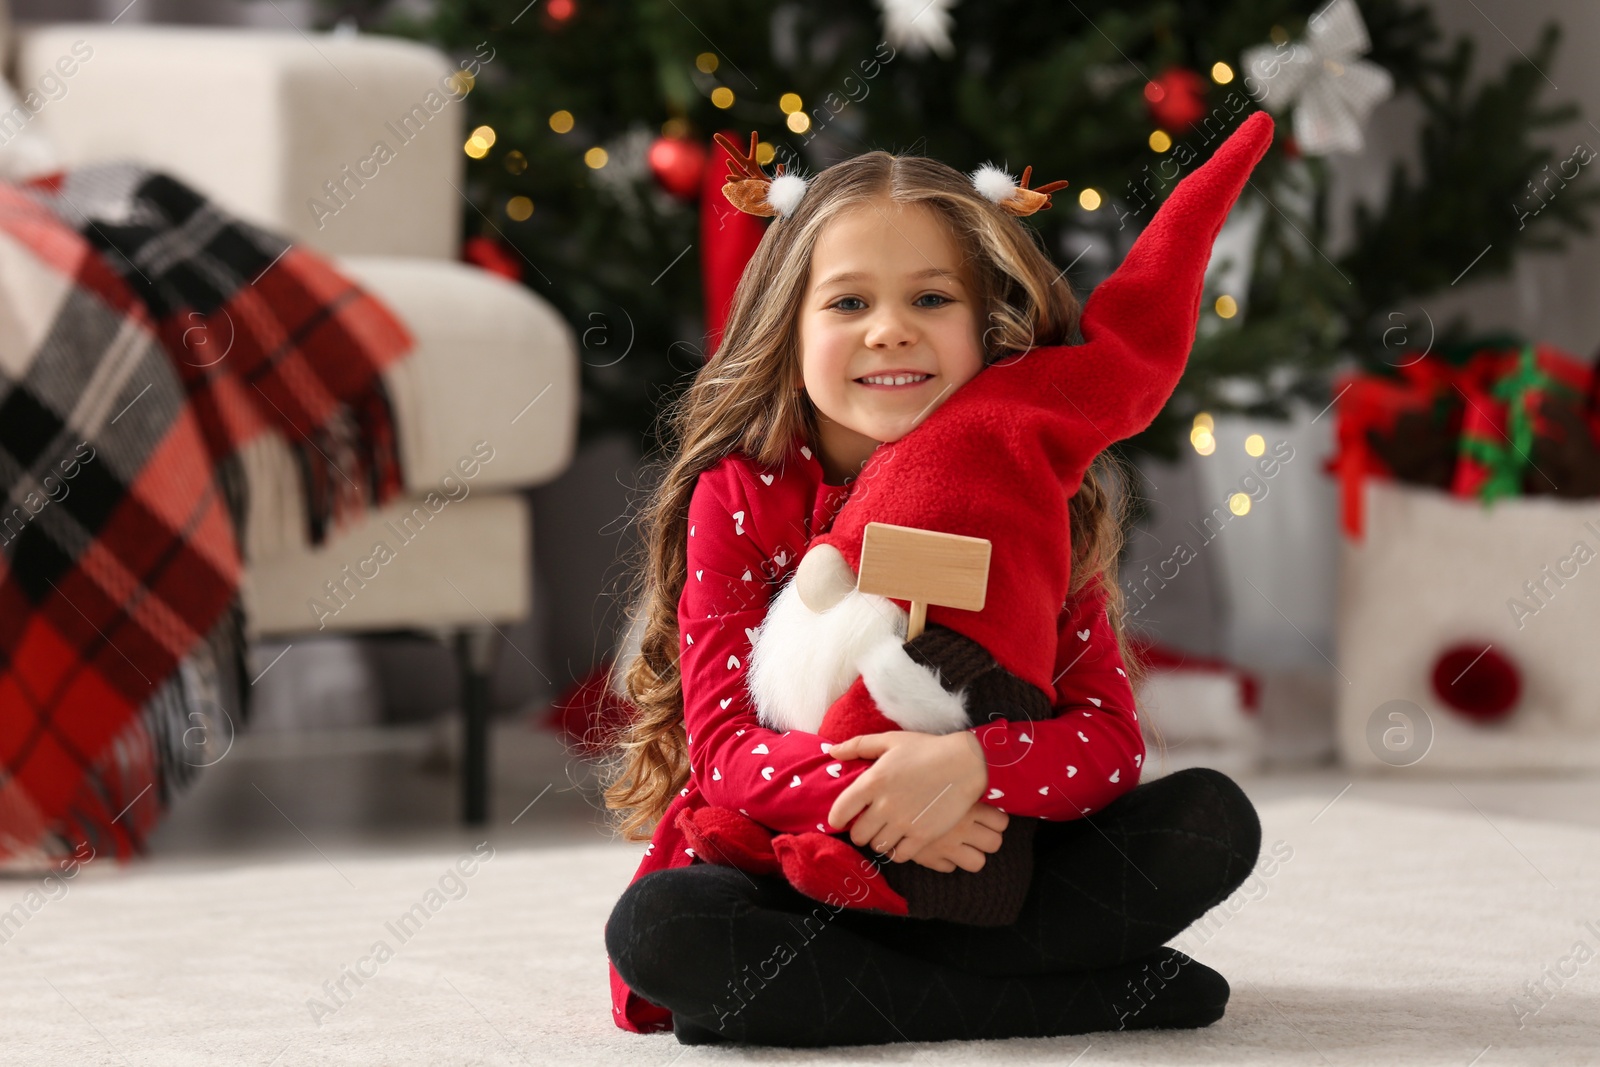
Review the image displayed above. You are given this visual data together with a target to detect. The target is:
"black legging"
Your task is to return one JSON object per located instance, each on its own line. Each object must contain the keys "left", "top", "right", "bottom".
{"left": 606, "top": 766, "right": 1262, "bottom": 1047}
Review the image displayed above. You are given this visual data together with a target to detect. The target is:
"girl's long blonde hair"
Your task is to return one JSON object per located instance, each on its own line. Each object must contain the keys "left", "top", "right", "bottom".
{"left": 601, "top": 149, "right": 1154, "bottom": 842}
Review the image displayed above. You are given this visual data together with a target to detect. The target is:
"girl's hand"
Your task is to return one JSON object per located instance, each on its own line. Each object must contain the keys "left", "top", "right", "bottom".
{"left": 825, "top": 730, "right": 988, "bottom": 863}
{"left": 910, "top": 800, "right": 1009, "bottom": 873}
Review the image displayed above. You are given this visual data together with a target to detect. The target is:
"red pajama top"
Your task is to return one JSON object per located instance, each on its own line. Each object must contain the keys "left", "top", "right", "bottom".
{"left": 607, "top": 432, "right": 1145, "bottom": 1033}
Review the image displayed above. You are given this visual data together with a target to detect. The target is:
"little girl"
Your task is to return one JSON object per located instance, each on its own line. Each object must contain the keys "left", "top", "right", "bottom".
{"left": 601, "top": 134, "right": 1263, "bottom": 1048}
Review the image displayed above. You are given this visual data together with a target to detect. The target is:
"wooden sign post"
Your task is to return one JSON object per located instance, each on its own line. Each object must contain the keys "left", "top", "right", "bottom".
{"left": 856, "top": 522, "right": 992, "bottom": 640}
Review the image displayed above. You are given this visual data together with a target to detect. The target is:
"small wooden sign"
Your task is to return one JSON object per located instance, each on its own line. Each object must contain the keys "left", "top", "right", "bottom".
{"left": 856, "top": 522, "right": 992, "bottom": 640}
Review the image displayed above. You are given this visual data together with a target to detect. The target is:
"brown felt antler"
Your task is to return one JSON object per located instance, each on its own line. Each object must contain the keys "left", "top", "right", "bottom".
{"left": 998, "top": 165, "right": 1071, "bottom": 217}
{"left": 713, "top": 130, "right": 786, "bottom": 217}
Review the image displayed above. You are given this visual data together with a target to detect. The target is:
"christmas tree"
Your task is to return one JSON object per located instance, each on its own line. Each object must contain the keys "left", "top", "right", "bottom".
{"left": 304, "top": 0, "right": 1600, "bottom": 464}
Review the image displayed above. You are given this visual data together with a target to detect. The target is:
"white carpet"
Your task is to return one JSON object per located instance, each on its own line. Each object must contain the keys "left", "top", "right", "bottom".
{"left": 3, "top": 795, "right": 1598, "bottom": 1065}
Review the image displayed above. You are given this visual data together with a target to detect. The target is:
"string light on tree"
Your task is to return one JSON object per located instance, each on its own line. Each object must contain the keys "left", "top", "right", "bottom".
{"left": 1245, "top": 434, "right": 1266, "bottom": 457}
{"left": 711, "top": 87, "right": 735, "bottom": 109}
{"left": 506, "top": 196, "right": 534, "bottom": 221}
{"left": 1215, "top": 294, "right": 1238, "bottom": 318}
{"left": 1149, "top": 129, "right": 1172, "bottom": 152}
{"left": 549, "top": 110, "right": 574, "bottom": 134}
{"left": 1228, "top": 492, "right": 1252, "bottom": 515}
{"left": 584, "top": 147, "right": 608, "bottom": 168}
{"left": 696, "top": 52, "right": 719, "bottom": 73}
{"left": 779, "top": 92, "right": 810, "bottom": 132}
{"left": 1078, "top": 188, "right": 1102, "bottom": 210}
{"left": 1191, "top": 413, "right": 1216, "bottom": 455}
{"left": 1211, "top": 62, "right": 1235, "bottom": 85}
{"left": 464, "top": 124, "right": 496, "bottom": 159}
{"left": 504, "top": 150, "right": 528, "bottom": 175}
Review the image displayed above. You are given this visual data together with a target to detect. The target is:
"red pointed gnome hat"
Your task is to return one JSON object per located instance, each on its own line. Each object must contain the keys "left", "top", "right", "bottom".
{"left": 808, "top": 111, "right": 1275, "bottom": 700}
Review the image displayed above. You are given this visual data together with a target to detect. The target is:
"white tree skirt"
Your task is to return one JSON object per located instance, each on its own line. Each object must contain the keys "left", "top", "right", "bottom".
{"left": 3, "top": 795, "right": 1597, "bottom": 1064}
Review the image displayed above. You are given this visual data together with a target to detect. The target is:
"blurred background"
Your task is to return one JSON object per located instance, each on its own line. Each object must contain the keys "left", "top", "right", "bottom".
{"left": 6, "top": 0, "right": 1600, "bottom": 1059}
{"left": 0, "top": 0, "right": 1597, "bottom": 853}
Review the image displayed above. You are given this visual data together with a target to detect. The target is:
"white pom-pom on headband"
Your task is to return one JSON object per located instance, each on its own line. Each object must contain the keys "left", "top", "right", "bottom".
{"left": 713, "top": 130, "right": 1068, "bottom": 220}
{"left": 970, "top": 162, "right": 1070, "bottom": 216}
{"left": 765, "top": 171, "right": 810, "bottom": 219}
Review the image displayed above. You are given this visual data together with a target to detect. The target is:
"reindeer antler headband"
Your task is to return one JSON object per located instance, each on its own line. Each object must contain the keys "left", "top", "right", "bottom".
{"left": 711, "top": 130, "right": 1069, "bottom": 221}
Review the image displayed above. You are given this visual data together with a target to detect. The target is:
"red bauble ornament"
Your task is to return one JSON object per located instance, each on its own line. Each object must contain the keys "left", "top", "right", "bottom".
{"left": 1429, "top": 642, "right": 1521, "bottom": 724}
{"left": 542, "top": 0, "right": 576, "bottom": 29}
{"left": 463, "top": 234, "right": 522, "bottom": 283}
{"left": 649, "top": 135, "right": 708, "bottom": 200}
{"left": 1145, "top": 68, "right": 1209, "bottom": 132}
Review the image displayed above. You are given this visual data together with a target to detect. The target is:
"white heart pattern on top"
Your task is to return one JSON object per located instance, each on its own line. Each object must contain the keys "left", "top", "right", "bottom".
{"left": 986, "top": 788, "right": 1004, "bottom": 800}
{"left": 752, "top": 743, "right": 769, "bottom": 754}
{"left": 690, "top": 525, "right": 696, "bottom": 536}
{"left": 760, "top": 473, "right": 774, "bottom": 485}
{"left": 1078, "top": 731, "right": 1090, "bottom": 742}
{"left": 732, "top": 510, "right": 746, "bottom": 535}
{"left": 1067, "top": 765, "right": 1078, "bottom": 777}
{"left": 1087, "top": 697, "right": 1102, "bottom": 707}
{"left": 727, "top": 655, "right": 741, "bottom": 670}
{"left": 761, "top": 767, "right": 775, "bottom": 780}
{"left": 1039, "top": 786, "right": 1049, "bottom": 794}
{"left": 1077, "top": 628, "right": 1091, "bottom": 641}
{"left": 1019, "top": 732, "right": 1032, "bottom": 744}
{"left": 1116, "top": 667, "right": 1126, "bottom": 676}
{"left": 712, "top": 767, "right": 722, "bottom": 780}
{"left": 1134, "top": 754, "right": 1142, "bottom": 766}
{"left": 801, "top": 445, "right": 812, "bottom": 460}
{"left": 745, "top": 627, "right": 760, "bottom": 645}
{"left": 826, "top": 763, "right": 842, "bottom": 777}
{"left": 686, "top": 634, "right": 693, "bottom": 645}
{"left": 1110, "top": 769, "right": 1120, "bottom": 783}
{"left": 789, "top": 775, "right": 801, "bottom": 787}
{"left": 695, "top": 570, "right": 703, "bottom": 581}
{"left": 720, "top": 698, "right": 732, "bottom": 709}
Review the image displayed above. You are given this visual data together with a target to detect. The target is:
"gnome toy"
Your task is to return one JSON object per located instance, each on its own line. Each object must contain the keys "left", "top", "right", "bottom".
{"left": 681, "top": 113, "right": 1277, "bottom": 923}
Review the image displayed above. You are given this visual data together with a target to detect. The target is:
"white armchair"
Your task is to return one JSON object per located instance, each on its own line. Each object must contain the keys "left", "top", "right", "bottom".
{"left": 12, "top": 22, "right": 580, "bottom": 823}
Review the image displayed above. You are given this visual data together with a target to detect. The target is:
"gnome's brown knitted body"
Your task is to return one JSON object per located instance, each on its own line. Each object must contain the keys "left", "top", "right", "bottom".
{"left": 871, "top": 624, "right": 1049, "bottom": 926}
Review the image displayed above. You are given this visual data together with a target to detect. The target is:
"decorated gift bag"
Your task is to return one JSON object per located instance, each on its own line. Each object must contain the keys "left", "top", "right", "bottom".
{"left": 1329, "top": 343, "right": 1600, "bottom": 770}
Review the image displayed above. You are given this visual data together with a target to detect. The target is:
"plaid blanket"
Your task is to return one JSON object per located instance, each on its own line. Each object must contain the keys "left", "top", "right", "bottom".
{"left": 0, "top": 164, "right": 411, "bottom": 864}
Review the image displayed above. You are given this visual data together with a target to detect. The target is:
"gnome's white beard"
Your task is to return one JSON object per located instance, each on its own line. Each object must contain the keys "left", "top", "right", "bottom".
{"left": 746, "top": 573, "right": 972, "bottom": 736}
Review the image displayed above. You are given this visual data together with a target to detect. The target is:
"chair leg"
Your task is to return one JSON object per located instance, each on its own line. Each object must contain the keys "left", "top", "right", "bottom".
{"left": 454, "top": 627, "right": 498, "bottom": 825}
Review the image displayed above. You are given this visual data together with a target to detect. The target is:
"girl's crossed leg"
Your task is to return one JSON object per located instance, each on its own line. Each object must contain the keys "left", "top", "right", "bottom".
{"left": 605, "top": 766, "right": 1261, "bottom": 1047}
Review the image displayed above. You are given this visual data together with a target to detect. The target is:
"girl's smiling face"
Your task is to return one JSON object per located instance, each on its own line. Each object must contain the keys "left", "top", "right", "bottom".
{"left": 798, "top": 198, "right": 985, "bottom": 484}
